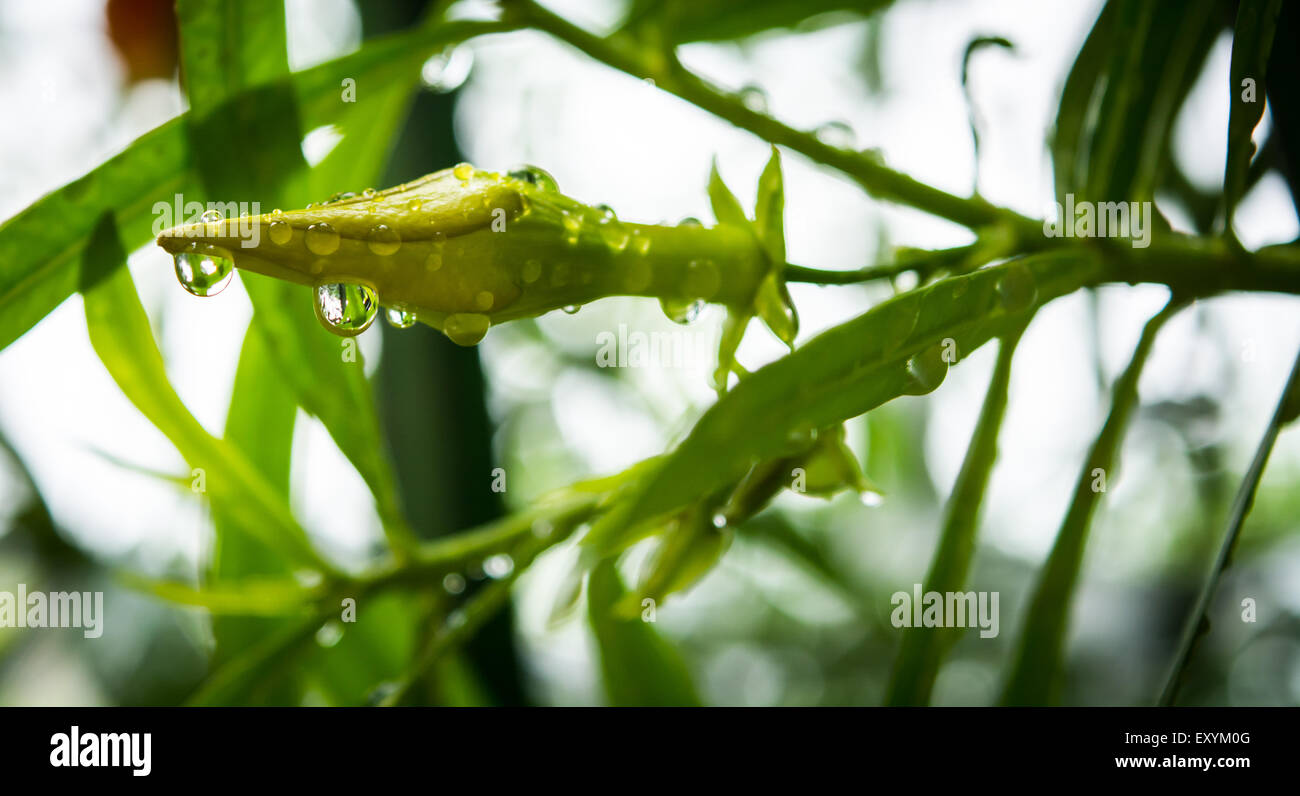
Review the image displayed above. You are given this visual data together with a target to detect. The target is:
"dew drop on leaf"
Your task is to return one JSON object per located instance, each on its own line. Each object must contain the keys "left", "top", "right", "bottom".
{"left": 443, "top": 313, "right": 491, "bottom": 346}
{"left": 173, "top": 243, "right": 234, "bottom": 297}
{"left": 996, "top": 261, "right": 1038, "bottom": 313}
{"left": 305, "top": 222, "right": 340, "bottom": 255}
{"left": 268, "top": 219, "right": 292, "bottom": 245}
{"left": 453, "top": 162, "right": 475, "bottom": 181}
{"left": 385, "top": 308, "right": 418, "bottom": 329}
{"left": 739, "top": 84, "right": 769, "bottom": 113}
{"left": 507, "top": 164, "right": 559, "bottom": 193}
{"left": 903, "top": 343, "right": 950, "bottom": 395}
{"left": 366, "top": 224, "right": 401, "bottom": 256}
{"left": 815, "top": 120, "right": 856, "bottom": 149}
{"left": 200, "top": 208, "right": 223, "bottom": 224}
{"left": 314, "top": 282, "right": 378, "bottom": 336}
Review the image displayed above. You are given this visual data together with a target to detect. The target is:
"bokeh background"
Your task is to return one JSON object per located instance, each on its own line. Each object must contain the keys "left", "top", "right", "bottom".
{"left": 1, "top": 0, "right": 1299, "bottom": 705}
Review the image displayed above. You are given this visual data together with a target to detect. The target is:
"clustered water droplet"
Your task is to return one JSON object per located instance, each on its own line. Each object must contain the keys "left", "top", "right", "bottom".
{"left": 314, "top": 282, "right": 378, "bottom": 336}
{"left": 173, "top": 243, "right": 235, "bottom": 297}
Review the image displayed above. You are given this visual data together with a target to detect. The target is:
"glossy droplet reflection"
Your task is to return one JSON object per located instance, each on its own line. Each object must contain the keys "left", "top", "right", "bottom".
{"left": 305, "top": 222, "right": 340, "bottom": 255}
{"left": 815, "top": 120, "right": 857, "bottom": 149}
{"left": 903, "top": 344, "right": 950, "bottom": 396}
{"left": 314, "top": 282, "right": 378, "bottom": 336}
{"left": 739, "top": 84, "right": 769, "bottom": 113}
{"left": 660, "top": 297, "right": 703, "bottom": 325}
{"left": 173, "top": 243, "right": 234, "bottom": 297}
{"left": 996, "top": 261, "right": 1038, "bottom": 313}
{"left": 268, "top": 219, "right": 292, "bottom": 245}
{"left": 452, "top": 162, "right": 475, "bottom": 181}
{"left": 420, "top": 46, "right": 473, "bottom": 93}
{"left": 507, "top": 164, "right": 559, "bottom": 193}
{"left": 200, "top": 208, "right": 223, "bottom": 224}
{"left": 443, "top": 313, "right": 490, "bottom": 346}
{"left": 367, "top": 224, "right": 401, "bottom": 256}
{"left": 385, "top": 308, "right": 418, "bottom": 329}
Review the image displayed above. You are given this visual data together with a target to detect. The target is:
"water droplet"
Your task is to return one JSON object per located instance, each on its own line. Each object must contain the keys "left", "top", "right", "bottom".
{"left": 314, "top": 282, "right": 378, "bottom": 336}
{"left": 601, "top": 223, "right": 630, "bottom": 252}
{"left": 475, "top": 291, "right": 495, "bottom": 311}
{"left": 685, "top": 259, "right": 721, "bottom": 299}
{"left": 521, "top": 259, "right": 542, "bottom": 283}
{"left": 453, "top": 162, "right": 475, "bottom": 181}
{"left": 271, "top": 208, "right": 283, "bottom": 217}
{"left": 595, "top": 204, "right": 617, "bottom": 223}
{"left": 739, "top": 84, "right": 768, "bottom": 113}
{"left": 507, "top": 164, "right": 559, "bottom": 193}
{"left": 711, "top": 512, "right": 728, "bottom": 529}
{"left": 443, "top": 313, "right": 490, "bottom": 346}
{"left": 200, "top": 208, "right": 223, "bottom": 224}
{"left": 315, "top": 621, "right": 344, "bottom": 647}
{"left": 361, "top": 187, "right": 376, "bottom": 198}
{"left": 660, "top": 297, "right": 703, "bottom": 324}
{"left": 385, "top": 308, "right": 418, "bottom": 329}
{"left": 442, "top": 572, "right": 466, "bottom": 595}
{"left": 366, "top": 224, "right": 401, "bottom": 256}
{"left": 860, "top": 490, "right": 884, "bottom": 507}
{"left": 677, "top": 217, "right": 703, "bottom": 228}
{"left": 903, "top": 344, "right": 950, "bottom": 395}
{"left": 996, "top": 261, "right": 1038, "bottom": 313}
{"left": 562, "top": 304, "right": 581, "bottom": 315}
{"left": 407, "top": 199, "right": 422, "bottom": 213}
{"left": 324, "top": 191, "right": 356, "bottom": 204}
{"left": 631, "top": 231, "right": 651, "bottom": 255}
{"left": 420, "top": 46, "right": 473, "bottom": 93}
{"left": 483, "top": 553, "right": 514, "bottom": 579}
{"left": 562, "top": 212, "right": 582, "bottom": 246}
{"left": 268, "top": 219, "right": 292, "bottom": 246}
{"left": 815, "top": 120, "right": 856, "bottom": 149}
{"left": 305, "top": 222, "right": 340, "bottom": 255}
{"left": 624, "top": 259, "right": 652, "bottom": 292}
{"left": 173, "top": 243, "right": 234, "bottom": 297}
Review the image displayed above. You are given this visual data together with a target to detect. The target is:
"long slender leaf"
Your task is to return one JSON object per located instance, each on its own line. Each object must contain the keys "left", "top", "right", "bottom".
{"left": 1001, "top": 297, "right": 1187, "bottom": 705}
{"left": 886, "top": 327, "right": 1024, "bottom": 705}
{"left": 1223, "top": 0, "right": 1283, "bottom": 232}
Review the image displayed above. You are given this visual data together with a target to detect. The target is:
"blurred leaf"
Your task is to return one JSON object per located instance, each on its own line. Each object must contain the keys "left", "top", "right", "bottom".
{"left": 583, "top": 251, "right": 1099, "bottom": 560}
{"left": 886, "top": 329, "right": 1022, "bottom": 705}
{"left": 1223, "top": 0, "right": 1283, "bottom": 232}
{"left": 78, "top": 213, "right": 329, "bottom": 572}
{"left": 125, "top": 574, "right": 313, "bottom": 615}
{"left": 1052, "top": 0, "right": 1222, "bottom": 203}
{"left": 962, "top": 35, "right": 1015, "bottom": 190}
{"left": 1161, "top": 341, "right": 1300, "bottom": 704}
{"left": 587, "top": 560, "right": 700, "bottom": 706}
{"left": 1001, "top": 298, "right": 1186, "bottom": 705}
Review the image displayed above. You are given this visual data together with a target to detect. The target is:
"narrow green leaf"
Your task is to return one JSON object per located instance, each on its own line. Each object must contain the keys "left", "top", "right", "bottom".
{"left": 587, "top": 560, "right": 700, "bottom": 706}
{"left": 1001, "top": 297, "right": 1187, "bottom": 705}
{"left": 1160, "top": 341, "right": 1300, "bottom": 705}
{"left": 708, "top": 159, "right": 748, "bottom": 227}
{"left": 1223, "top": 0, "right": 1283, "bottom": 232}
{"left": 886, "top": 328, "right": 1023, "bottom": 705}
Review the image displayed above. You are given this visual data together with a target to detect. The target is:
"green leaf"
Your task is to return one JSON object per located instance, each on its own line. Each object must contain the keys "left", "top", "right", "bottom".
{"left": 1223, "top": 0, "right": 1283, "bottom": 232}
{"left": 587, "top": 560, "right": 700, "bottom": 706}
{"left": 1160, "top": 341, "right": 1300, "bottom": 705}
{"left": 582, "top": 251, "right": 1100, "bottom": 560}
{"left": 176, "top": 0, "right": 290, "bottom": 117}
{"left": 885, "top": 328, "right": 1022, "bottom": 705}
{"left": 78, "top": 214, "right": 329, "bottom": 572}
{"left": 1001, "top": 298, "right": 1186, "bottom": 705}
{"left": 708, "top": 159, "right": 748, "bottom": 227}
{"left": 754, "top": 146, "right": 785, "bottom": 264}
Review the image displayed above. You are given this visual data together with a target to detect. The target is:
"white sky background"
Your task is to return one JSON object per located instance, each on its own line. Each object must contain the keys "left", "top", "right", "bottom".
{"left": 0, "top": 0, "right": 1298, "bottom": 704}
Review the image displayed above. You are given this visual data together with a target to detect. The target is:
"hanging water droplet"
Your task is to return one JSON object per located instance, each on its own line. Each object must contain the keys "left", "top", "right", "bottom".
{"left": 305, "top": 222, "right": 340, "bottom": 255}
{"left": 200, "top": 208, "right": 223, "bottom": 224}
{"left": 385, "top": 307, "right": 418, "bottom": 329}
{"left": 442, "top": 572, "right": 466, "bottom": 595}
{"left": 739, "top": 84, "right": 768, "bottom": 113}
{"left": 314, "top": 282, "right": 378, "bottom": 336}
{"left": 366, "top": 224, "right": 401, "bottom": 256}
{"left": 815, "top": 120, "right": 857, "bottom": 149}
{"left": 903, "top": 343, "right": 950, "bottom": 396}
{"left": 660, "top": 297, "right": 703, "bottom": 325}
{"left": 859, "top": 490, "right": 884, "bottom": 507}
{"left": 506, "top": 164, "right": 559, "bottom": 193}
{"left": 453, "top": 162, "right": 475, "bottom": 181}
{"left": 677, "top": 217, "right": 703, "bottom": 228}
{"left": 173, "top": 243, "right": 235, "bottom": 297}
{"left": 268, "top": 219, "right": 292, "bottom": 246}
{"left": 420, "top": 45, "right": 473, "bottom": 93}
{"left": 315, "top": 621, "right": 344, "bottom": 647}
{"left": 685, "top": 259, "right": 721, "bottom": 300}
{"left": 443, "top": 312, "right": 490, "bottom": 346}
{"left": 562, "top": 304, "right": 581, "bottom": 315}
{"left": 996, "top": 261, "right": 1038, "bottom": 313}
{"left": 521, "top": 259, "right": 542, "bottom": 284}
{"left": 483, "top": 553, "right": 514, "bottom": 579}
{"left": 475, "top": 291, "right": 495, "bottom": 311}
{"left": 711, "top": 512, "right": 728, "bottom": 529}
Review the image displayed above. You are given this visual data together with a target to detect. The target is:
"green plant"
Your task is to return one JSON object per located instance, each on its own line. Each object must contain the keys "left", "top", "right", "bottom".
{"left": 1, "top": 0, "right": 1297, "bottom": 706}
